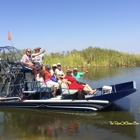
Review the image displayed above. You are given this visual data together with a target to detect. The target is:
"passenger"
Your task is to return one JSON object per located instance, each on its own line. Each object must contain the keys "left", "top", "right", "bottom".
{"left": 44, "top": 65, "right": 59, "bottom": 97}
{"left": 71, "top": 68, "right": 92, "bottom": 90}
{"left": 22, "top": 48, "right": 44, "bottom": 79}
{"left": 50, "top": 64, "right": 57, "bottom": 75}
{"left": 71, "top": 68, "right": 88, "bottom": 84}
{"left": 57, "top": 71, "right": 66, "bottom": 85}
{"left": 32, "top": 47, "right": 45, "bottom": 80}
{"left": 55, "top": 63, "right": 65, "bottom": 76}
{"left": 50, "top": 64, "right": 58, "bottom": 82}
{"left": 64, "top": 69, "right": 97, "bottom": 94}
{"left": 32, "top": 47, "right": 45, "bottom": 66}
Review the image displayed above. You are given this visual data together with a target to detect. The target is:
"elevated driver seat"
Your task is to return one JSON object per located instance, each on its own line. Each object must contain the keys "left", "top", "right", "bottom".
{"left": 20, "top": 60, "right": 34, "bottom": 91}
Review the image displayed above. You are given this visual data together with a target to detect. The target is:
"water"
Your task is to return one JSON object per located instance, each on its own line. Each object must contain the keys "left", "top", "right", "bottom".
{"left": 0, "top": 67, "right": 140, "bottom": 140}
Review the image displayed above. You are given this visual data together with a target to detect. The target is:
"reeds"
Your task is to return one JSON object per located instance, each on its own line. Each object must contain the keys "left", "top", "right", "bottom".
{"left": 22, "top": 46, "right": 140, "bottom": 67}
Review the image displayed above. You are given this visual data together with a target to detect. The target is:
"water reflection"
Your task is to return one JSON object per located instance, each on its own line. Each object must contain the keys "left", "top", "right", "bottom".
{"left": 0, "top": 104, "right": 137, "bottom": 140}
{"left": 78, "top": 67, "right": 125, "bottom": 81}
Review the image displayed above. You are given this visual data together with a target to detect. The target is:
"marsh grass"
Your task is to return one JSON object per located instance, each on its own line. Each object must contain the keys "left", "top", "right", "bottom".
{"left": 21, "top": 46, "right": 140, "bottom": 68}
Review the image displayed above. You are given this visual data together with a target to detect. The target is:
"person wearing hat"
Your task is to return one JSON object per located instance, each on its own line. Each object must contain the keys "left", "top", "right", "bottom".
{"left": 43, "top": 65, "right": 59, "bottom": 97}
{"left": 22, "top": 48, "right": 44, "bottom": 80}
{"left": 71, "top": 68, "right": 88, "bottom": 83}
{"left": 56, "top": 70, "right": 67, "bottom": 85}
{"left": 64, "top": 69, "right": 97, "bottom": 94}
{"left": 32, "top": 47, "right": 45, "bottom": 66}
{"left": 50, "top": 64, "right": 57, "bottom": 75}
{"left": 71, "top": 68, "right": 95, "bottom": 91}
{"left": 55, "top": 63, "right": 65, "bottom": 77}
{"left": 50, "top": 64, "right": 58, "bottom": 82}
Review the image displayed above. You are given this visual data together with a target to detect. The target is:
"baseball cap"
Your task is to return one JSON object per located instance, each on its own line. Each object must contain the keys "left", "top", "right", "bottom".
{"left": 34, "top": 47, "right": 41, "bottom": 50}
{"left": 46, "top": 65, "right": 51, "bottom": 69}
{"left": 57, "top": 63, "right": 61, "bottom": 66}
{"left": 67, "top": 69, "right": 72, "bottom": 73}
{"left": 73, "top": 68, "right": 78, "bottom": 71}
{"left": 52, "top": 64, "right": 57, "bottom": 67}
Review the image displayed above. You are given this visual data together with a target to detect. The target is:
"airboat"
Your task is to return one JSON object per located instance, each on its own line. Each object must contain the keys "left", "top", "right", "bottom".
{"left": 0, "top": 46, "right": 137, "bottom": 111}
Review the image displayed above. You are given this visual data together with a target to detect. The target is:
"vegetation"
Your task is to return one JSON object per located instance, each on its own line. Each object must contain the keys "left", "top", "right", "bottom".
{"left": 21, "top": 46, "right": 140, "bottom": 67}
{"left": 42, "top": 46, "right": 140, "bottom": 67}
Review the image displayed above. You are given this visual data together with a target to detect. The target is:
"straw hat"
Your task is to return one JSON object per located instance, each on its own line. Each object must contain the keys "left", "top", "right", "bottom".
{"left": 67, "top": 69, "right": 72, "bottom": 73}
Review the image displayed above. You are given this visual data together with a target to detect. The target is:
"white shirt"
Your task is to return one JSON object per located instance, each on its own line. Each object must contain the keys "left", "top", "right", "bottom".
{"left": 55, "top": 69, "right": 64, "bottom": 76}
{"left": 32, "top": 53, "right": 44, "bottom": 65}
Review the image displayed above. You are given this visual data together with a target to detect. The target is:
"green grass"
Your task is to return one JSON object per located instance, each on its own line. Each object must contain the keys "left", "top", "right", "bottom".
{"left": 21, "top": 46, "right": 140, "bottom": 67}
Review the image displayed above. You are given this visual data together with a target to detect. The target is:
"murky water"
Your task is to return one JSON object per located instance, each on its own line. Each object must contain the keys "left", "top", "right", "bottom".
{"left": 0, "top": 67, "right": 140, "bottom": 140}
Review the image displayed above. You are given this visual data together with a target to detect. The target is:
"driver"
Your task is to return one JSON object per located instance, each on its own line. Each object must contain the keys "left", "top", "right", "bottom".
{"left": 22, "top": 48, "right": 45, "bottom": 80}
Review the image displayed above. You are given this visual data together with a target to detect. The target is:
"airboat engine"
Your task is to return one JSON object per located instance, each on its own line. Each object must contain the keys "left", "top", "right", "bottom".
{"left": 0, "top": 46, "right": 23, "bottom": 97}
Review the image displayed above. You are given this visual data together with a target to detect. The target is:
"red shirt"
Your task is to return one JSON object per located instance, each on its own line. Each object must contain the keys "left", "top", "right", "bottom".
{"left": 64, "top": 75, "right": 84, "bottom": 91}
{"left": 44, "top": 70, "right": 52, "bottom": 80}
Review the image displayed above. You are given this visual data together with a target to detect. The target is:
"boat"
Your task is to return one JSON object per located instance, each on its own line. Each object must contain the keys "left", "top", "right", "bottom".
{"left": 0, "top": 46, "right": 137, "bottom": 111}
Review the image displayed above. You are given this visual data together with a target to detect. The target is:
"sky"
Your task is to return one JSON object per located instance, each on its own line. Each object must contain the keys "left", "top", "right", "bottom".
{"left": 0, "top": 0, "right": 140, "bottom": 54}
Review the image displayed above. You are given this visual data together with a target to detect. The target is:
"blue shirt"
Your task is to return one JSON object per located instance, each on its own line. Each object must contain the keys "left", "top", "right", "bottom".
{"left": 71, "top": 72, "right": 84, "bottom": 82}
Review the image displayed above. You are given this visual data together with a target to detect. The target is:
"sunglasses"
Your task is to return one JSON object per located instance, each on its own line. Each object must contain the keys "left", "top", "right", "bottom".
{"left": 27, "top": 51, "right": 31, "bottom": 53}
